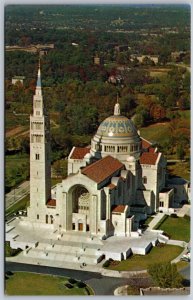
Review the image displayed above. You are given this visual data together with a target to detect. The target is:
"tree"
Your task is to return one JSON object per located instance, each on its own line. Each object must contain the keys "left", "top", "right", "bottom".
{"left": 148, "top": 263, "right": 183, "bottom": 288}
{"left": 176, "top": 144, "right": 185, "bottom": 160}
{"left": 133, "top": 113, "right": 145, "bottom": 128}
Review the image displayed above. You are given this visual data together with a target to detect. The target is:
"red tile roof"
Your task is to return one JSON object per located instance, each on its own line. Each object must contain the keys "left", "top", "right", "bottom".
{"left": 70, "top": 147, "right": 90, "bottom": 159}
{"left": 140, "top": 152, "right": 159, "bottom": 165}
{"left": 149, "top": 147, "right": 156, "bottom": 153}
{"left": 81, "top": 156, "right": 124, "bottom": 184}
{"left": 141, "top": 138, "right": 152, "bottom": 149}
{"left": 112, "top": 205, "right": 126, "bottom": 213}
{"left": 47, "top": 199, "right": 56, "bottom": 207}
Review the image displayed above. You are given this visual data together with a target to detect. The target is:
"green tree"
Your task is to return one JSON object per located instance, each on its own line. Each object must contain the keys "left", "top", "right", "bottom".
{"left": 133, "top": 113, "right": 145, "bottom": 128}
{"left": 148, "top": 263, "right": 183, "bottom": 288}
{"left": 176, "top": 144, "right": 185, "bottom": 160}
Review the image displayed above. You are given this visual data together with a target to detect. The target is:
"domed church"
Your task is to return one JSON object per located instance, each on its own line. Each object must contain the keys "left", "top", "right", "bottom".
{"left": 27, "top": 65, "right": 174, "bottom": 239}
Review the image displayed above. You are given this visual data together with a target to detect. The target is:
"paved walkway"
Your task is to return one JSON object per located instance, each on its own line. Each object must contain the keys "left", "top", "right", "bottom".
{"left": 6, "top": 254, "right": 148, "bottom": 279}
{"left": 177, "top": 205, "right": 190, "bottom": 217}
{"left": 146, "top": 212, "right": 164, "bottom": 230}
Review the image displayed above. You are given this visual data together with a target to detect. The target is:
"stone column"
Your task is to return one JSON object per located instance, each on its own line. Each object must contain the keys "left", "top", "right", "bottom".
{"left": 90, "top": 195, "right": 98, "bottom": 235}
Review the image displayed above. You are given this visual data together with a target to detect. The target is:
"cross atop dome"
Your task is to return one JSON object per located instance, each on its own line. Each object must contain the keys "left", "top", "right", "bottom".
{"left": 114, "top": 93, "right": 121, "bottom": 116}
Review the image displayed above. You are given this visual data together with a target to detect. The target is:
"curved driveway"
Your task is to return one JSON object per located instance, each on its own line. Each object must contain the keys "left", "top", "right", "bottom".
{"left": 5, "top": 262, "right": 128, "bottom": 295}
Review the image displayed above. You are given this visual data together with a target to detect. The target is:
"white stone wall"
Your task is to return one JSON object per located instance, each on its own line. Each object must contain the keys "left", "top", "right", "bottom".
{"left": 68, "top": 159, "right": 87, "bottom": 175}
{"left": 112, "top": 212, "right": 126, "bottom": 237}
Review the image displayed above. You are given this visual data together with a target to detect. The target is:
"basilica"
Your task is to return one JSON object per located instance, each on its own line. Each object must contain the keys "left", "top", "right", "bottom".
{"left": 26, "top": 63, "right": 174, "bottom": 239}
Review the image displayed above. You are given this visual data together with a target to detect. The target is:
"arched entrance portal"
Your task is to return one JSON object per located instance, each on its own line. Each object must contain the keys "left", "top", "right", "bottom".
{"left": 71, "top": 185, "right": 90, "bottom": 232}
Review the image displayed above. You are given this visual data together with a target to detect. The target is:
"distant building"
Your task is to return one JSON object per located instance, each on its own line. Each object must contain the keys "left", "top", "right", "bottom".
{"left": 131, "top": 54, "right": 159, "bottom": 65}
{"left": 12, "top": 76, "right": 25, "bottom": 85}
{"left": 72, "top": 42, "right": 79, "bottom": 47}
{"left": 6, "top": 43, "right": 54, "bottom": 54}
{"left": 94, "top": 55, "right": 104, "bottom": 65}
{"left": 171, "top": 51, "right": 186, "bottom": 62}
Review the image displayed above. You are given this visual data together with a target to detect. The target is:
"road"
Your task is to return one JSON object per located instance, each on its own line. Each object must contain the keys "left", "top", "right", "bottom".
{"left": 5, "top": 180, "right": 58, "bottom": 212}
{"left": 5, "top": 181, "right": 30, "bottom": 210}
{"left": 167, "top": 62, "right": 190, "bottom": 73}
{"left": 5, "top": 262, "right": 129, "bottom": 295}
{"left": 179, "top": 264, "right": 190, "bottom": 281}
{"left": 5, "top": 261, "right": 190, "bottom": 295}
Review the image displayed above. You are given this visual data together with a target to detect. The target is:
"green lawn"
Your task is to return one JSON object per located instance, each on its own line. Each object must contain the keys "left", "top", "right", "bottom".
{"left": 167, "top": 161, "right": 190, "bottom": 181}
{"left": 6, "top": 153, "right": 29, "bottom": 172}
{"left": 5, "top": 153, "right": 29, "bottom": 191}
{"left": 144, "top": 216, "right": 154, "bottom": 225}
{"left": 140, "top": 123, "right": 170, "bottom": 145}
{"left": 5, "top": 272, "right": 93, "bottom": 296}
{"left": 157, "top": 216, "right": 190, "bottom": 242}
{"left": 107, "top": 245, "right": 183, "bottom": 271}
{"left": 178, "top": 110, "right": 190, "bottom": 119}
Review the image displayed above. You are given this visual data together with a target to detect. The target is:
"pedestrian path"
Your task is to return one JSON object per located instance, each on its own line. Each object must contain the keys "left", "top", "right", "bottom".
{"left": 146, "top": 213, "right": 165, "bottom": 230}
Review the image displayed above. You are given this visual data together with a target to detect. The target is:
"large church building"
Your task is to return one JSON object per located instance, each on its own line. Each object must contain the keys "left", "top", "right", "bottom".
{"left": 26, "top": 63, "right": 174, "bottom": 239}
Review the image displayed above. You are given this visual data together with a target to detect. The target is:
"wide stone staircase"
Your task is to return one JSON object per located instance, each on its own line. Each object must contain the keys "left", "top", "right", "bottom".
{"left": 23, "top": 232, "right": 104, "bottom": 265}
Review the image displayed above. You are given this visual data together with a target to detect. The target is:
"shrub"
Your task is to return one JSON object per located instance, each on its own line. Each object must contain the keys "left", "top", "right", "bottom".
{"left": 68, "top": 278, "right": 77, "bottom": 284}
{"left": 6, "top": 271, "right": 13, "bottom": 276}
{"left": 170, "top": 213, "right": 178, "bottom": 218}
{"left": 65, "top": 283, "right": 73, "bottom": 289}
{"left": 76, "top": 281, "right": 86, "bottom": 288}
{"left": 5, "top": 242, "right": 22, "bottom": 257}
{"left": 127, "top": 285, "right": 139, "bottom": 295}
{"left": 102, "top": 260, "right": 110, "bottom": 268}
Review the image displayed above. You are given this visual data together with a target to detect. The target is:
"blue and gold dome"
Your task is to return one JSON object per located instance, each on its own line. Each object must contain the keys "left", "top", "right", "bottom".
{"left": 90, "top": 97, "right": 142, "bottom": 161}
{"left": 97, "top": 115, "right": 138, "bottom": 138}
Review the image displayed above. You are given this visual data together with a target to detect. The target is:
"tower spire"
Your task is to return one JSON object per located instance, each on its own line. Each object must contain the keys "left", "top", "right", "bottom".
{"left": 36, "top": 57, "right": 42, "bottom": 90}
{"left": 114, "top": 93, "right": 121, "bottom": 116}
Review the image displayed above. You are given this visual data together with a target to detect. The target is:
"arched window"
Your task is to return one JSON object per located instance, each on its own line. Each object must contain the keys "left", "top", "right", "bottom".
{"left": 50, "top": 215, "right": 53, "bottom": 224}
{"left": 143, "top": 176, "right": 147, "bottom": 184}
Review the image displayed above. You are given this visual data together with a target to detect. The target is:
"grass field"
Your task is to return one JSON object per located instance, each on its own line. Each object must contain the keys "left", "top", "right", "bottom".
{"left": 6, "top": 153, "right": 29, "bottom": 172}
{"left": 156, "top": 216, "right": 190, "bottom": 242}
{"left": 6, "top": 110, "right": 29, "bottom": 131}
{"left": 107, "top": 245, "right": 183, "bottom": 271}
{"left": 5, "top": 153, "right": 29, "bottom": 189}
{"left": 140, "top": 122, "right": 170, "bottom": 145}
{"left": 178, "top": 110, "right": 190, "bottom": 119}
{"left": 5, "top": 272, "right": 93, "bottom": 296}
{"left": 167, "top": 161, "right": 190, "bottom": 181}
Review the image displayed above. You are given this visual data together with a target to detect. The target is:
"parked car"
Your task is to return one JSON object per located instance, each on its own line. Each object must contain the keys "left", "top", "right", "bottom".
{"left": 180, "top": 255, "right": 190, "bottom": 262}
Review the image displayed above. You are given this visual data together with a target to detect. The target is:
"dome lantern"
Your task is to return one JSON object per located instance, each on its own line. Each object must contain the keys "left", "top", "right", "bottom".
{"left": 114, "top": 93, "right": 121, "bottom": 116}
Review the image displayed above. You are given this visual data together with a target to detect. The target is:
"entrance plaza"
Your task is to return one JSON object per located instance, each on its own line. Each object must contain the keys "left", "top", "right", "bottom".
{"left": 6, "top": 215, "right": 169, "bottom": 270}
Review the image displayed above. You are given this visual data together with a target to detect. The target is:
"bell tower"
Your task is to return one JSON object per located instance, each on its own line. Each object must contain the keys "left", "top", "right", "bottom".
{"left": 28, "top": 60, "right": 51, "bottom": 222}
